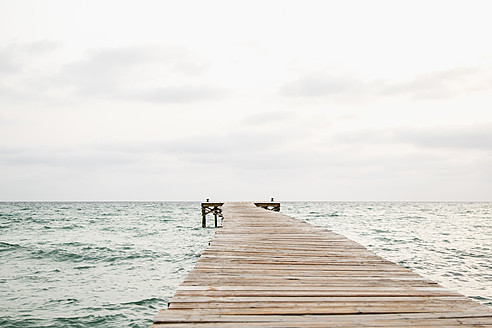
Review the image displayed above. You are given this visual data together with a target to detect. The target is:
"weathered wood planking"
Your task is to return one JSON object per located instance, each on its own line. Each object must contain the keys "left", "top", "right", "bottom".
{"left": 151, "top": 202, "right": 492, "bottom": 327}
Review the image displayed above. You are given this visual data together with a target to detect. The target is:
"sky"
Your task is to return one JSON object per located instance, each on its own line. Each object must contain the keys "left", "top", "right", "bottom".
{"left": 1, "top": 0, "right": 492, "bottom": 201}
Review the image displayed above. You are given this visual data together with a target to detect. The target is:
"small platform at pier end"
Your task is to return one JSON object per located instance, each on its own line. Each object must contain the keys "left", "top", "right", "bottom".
{"left": 201, "top": 201, "right": 280, "bottom": 227}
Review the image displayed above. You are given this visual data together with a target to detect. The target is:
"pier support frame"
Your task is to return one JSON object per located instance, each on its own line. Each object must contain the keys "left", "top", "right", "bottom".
{"left": 254, "top": 202, "right": 280, "bottom": 212}
{"left": 201, "top": 203, "right": 224, "bottom": 228}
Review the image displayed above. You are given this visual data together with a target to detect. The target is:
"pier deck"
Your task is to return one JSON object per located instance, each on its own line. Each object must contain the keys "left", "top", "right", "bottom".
{"left": 151, "top": 202, "right": 492, "bottom": 327}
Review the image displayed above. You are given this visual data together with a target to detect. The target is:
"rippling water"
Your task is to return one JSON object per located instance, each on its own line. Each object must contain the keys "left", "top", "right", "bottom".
{"left": 0, "top": 202, "right": 214, "bottom": 328}
{"left": 1, "top": 202, "right": 491, "bottom": 327}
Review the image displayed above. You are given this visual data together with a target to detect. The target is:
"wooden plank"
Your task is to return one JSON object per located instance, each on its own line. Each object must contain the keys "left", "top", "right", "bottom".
{"left": 153, "top": 311, "right": 492, "bottom": 323}
{"left": 150, "top": 202, "right": 492, "bottom": 327}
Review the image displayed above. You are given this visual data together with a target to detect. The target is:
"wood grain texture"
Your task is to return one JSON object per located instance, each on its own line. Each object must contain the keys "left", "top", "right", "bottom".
{"left": 151, "top": 202, "right": 491, "bottom": 327}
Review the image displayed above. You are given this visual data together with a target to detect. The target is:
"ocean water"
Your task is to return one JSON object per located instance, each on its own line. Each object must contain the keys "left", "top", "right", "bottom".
{"left": 0, "top": 202, "right": 491, "bottom": 328}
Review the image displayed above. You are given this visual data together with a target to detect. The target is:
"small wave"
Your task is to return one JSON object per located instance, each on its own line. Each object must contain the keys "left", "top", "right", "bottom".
{"left": 455, "top": 249, "right": 489, "bottom": 259}
{"left": 60, "top": 241, "right": 86, "bottom": 247}
{"left": 0, "top": 242, "right": 22, "bottom": 252}
{"left": 31, "top": 249, "right": 85, "bottom": 262}
{"left": 46, "top": 298, "right": 79, "bottom": 305}
{"left": 99, "top": 213, "right": 115, "bottom": 217}
{"left": 172, "top": 267, "right": 185, "bottom": 274}
{"left": 74, "top": 265, "right": 95, "bottom": 270}
{"left": 121, "top": 297, "right": 165, "bottom": 307}
{"left": 52, "top": 313, "right": 128, "bottom": 327}
{"left": 30, "top": 246, "right": 161, "bottom": 263}
{"left": 450, "top": 271, "right": 464, "bottom": 277}
{"left": 60, "top": 225, "right": 81, "bottom": 230}
{"left": 184, "top": 251, "right": 201, "bottom": 259}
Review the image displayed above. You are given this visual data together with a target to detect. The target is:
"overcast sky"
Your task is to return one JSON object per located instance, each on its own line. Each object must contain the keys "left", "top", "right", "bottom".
{"left": 1, "top": 1, "right": 492, "bottom": 201}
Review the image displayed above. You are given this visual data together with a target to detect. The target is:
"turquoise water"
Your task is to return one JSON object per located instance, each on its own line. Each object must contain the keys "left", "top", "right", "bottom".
{"left": 1, "top": 202, "right": 491, "bottom": 327}
{"left": 0, "top": 202, "right": 214, "bottom": 328}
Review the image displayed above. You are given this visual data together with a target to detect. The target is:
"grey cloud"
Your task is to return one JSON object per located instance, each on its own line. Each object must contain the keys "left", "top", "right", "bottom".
{"left": 160, "top": 132, "right": 285, "bottom": 155}
{"left": 0, "top": 41, "right": 62, "bottom": 103}
{"left": 0, "top": 77, "right": 60, "bottom": 104}
{"left": 87, "top": 132, "right": 310, "bottom": 170}
{"left": 241, "top": 111, "right": 295, "bottom": 126}
{"left": 333, "top": 129, "right": 392, "bottom": 145}
{"left": 57, "top": 45, "right": 223, "bottom": 102}
{"left": 13, "top": 41, "right": 60, "bottom": 54}
{"left": 281, "top": 66, "right": 492, "bottom": 100}
{"left": 334, "top": 124, "right": 492, "bottom": 152}
{"left": 0, "top": 132, "right": 296, "bottom": 173}
{"left": 155, "top": 131, "right": 333, "bottom": 171}
{"left": 140, "top": 124, "right": 492, "bottom": 173}
{"left": 58, "top": 47, "right": 153, "bottom": 96}
{"left": 182, "top": 151, "right": 318, "bottom": 170}
{"left": 0, "top": 51, "right": 19, "bottom": 74}
{"left": 380, "top": 67, "right": 492, "bottom": 99}
{"left": 62, "top": 45, "right": 211, "bottom": 77}
{"left": 280, "top": 76, "right": 363, "bottom": 98}
{"left": 0, "top": 82, "right": 44, "bottom": 103}
{"left": 0, "top": 41, "right": 60, "bottom": 74}
{"left": 134, "top": 85, "right": 226, "bottom": 103}
{"left": 0, "top": 145, "right": 139, "bottom": 168}
{"left": 395, "top": 125, "right": 492, "bottom": 151}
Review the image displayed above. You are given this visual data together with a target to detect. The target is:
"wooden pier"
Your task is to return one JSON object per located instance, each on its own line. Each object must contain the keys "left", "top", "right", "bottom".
{"left": 151, "top": 202, "right": 492, "bottom": 327}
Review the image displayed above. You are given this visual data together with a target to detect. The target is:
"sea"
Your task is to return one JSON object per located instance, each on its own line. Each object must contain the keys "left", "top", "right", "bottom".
{"left": 0, "top": 201, "right": 491, "bottom": 328}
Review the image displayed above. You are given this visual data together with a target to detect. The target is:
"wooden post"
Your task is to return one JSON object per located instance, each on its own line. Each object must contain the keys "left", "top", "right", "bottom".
{"left": 202, "top": 207, "right": 207, "bottom": 228}
{"left": 214, "top": 212, "right": 218, "bottom": 227}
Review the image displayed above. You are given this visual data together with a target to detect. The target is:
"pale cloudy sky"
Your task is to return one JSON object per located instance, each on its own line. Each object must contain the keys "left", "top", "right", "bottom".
{"left": 1, "top": 0, "right": 491, "bottom": 201}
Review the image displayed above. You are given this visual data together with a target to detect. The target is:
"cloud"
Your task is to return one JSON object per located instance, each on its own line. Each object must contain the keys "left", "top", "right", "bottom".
{"left": 133, "top": 85, "right": 225, "bottom": 103}
{"left": 395, "top": 124, "right": 492, "bottom": 151}
{"left": 380, "top": 67, "right": 492, "bottom": 99}
{"left": 62, "top": 45, "right": 211, "bottom": 78}
{"left": 280, "top": 66, "right": 492, "bottom": 101}
{"left": 332, "top": 129, "right": 392, "bottom": 147}
{"left": 0, "top": 43, "right": 224, "bottom": 104}
{"left": 333, "top": 124, "right": 492, "bottom": 152}
{"left": 0, "top": 41, "right": 59, "bottom": 74}
{"left": 160, "top": 132, "right": 286, "bottom": 155}
{"left": 241, "top": 111, "right": 295, "bottom": 126}
{"left": 2, "top": 125, "right": 491, "bottom": 201}
{"left": 280, "top": 76, "right": 363, "bottom": 98}
{"left": 0, "top": 130, "right": 294, "bottom": 171}
{"left": 0, "top": 41, "right": 62, "bottom": 102}
{"left": 91, "top": 131, "right": 313, "bottom": 171}
{"left": 0, "top": 145, "right": 140, "bottom": 169}
{"left": 57, "top": 45, "right": 224, "bottom": 102}
{"left": 0, "top": 50, "right": 19, "bottom": 74}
